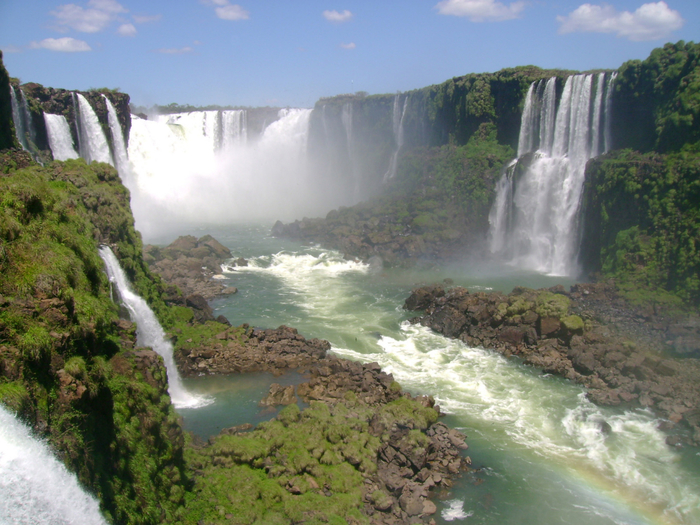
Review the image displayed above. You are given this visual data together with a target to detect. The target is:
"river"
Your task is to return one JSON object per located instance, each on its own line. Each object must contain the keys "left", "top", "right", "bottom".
{"left": 153, "top": 224, "right": 700, "bottom": 525}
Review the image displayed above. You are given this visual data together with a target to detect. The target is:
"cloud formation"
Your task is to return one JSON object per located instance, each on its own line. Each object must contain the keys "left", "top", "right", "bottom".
{"left": 117, "top": 23, "right": 136, "bottom": 36}
{"left": 340, "top": 42, "right": 356, "bottom": 49}
{"left": 30, "top": 37, "right": 92, "bottom": 52}
{"left": 203, "top": 0, "right": 250, "bottom": 21}
{"left": 156, "top": 47, "right": 194, "bottom": 54}
{"left": 557, "top": 1, "right": 684, "bottom": 41}
{"left": 323, "top": 10, "right": 353, "bottom": 23}
{"left": 51, "top": 0, "right": 127, "bottom": 33}
{"left": 435, "top": 0, "right": 525, "bottom": 22}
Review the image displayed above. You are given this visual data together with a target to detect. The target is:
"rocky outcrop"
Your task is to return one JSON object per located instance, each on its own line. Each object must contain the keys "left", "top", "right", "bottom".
{"left": 175, "top": 322, "right": 472, "bottom": 523}
{"left": 144, "top": 234, "right": 238, "bottom": 300}
{"left": 404, "top": 282, "right": 700, "bottom": 445}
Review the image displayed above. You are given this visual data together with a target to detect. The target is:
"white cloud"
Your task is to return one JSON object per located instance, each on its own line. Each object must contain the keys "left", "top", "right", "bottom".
{"left": 51, "top": 0, "right": 127, "bottom": 33}
{"left": 1, "top": 45, "right": 24, "bottom": 54}
{"left": 557, "top": 2, "right": 684, "bottom": 41}
{"left": 117, "top": 23, "right": 136, "bottom": 36}
{"left": 201, "top": 0, "right": 249, "bottom": 20}
{"left": 323, "top": 10, "right": 353, "bottom": 22}
{"left": 340, "top": 42, "right": 356, "bottom": 49}
{"left": 30, "top": 37, "right": 91, "bottom": 52}
{"left": 435, "top": 0, "right": 525, "bottom": 22}
{"left": 133, "top": 14, "right": 162, "bottom": 24}
{"left": 156, "top": 46, "right": 193, "bottom": 54}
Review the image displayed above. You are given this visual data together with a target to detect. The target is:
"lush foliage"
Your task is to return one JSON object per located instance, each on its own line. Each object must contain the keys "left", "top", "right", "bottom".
{"left": 0, "top": 156, "right": 189, "bottom": 524}
{"left": 0, "top": 52, "right": 18, "bottom": 150}
{"left": 613, "top": 41, "right": 700, "bottom": 153}
{"left": 581, "top": 148, "right": 700, "bottom": 307}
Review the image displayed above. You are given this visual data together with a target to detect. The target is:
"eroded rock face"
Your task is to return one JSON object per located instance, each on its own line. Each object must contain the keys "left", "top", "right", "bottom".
{"left": 144, "top": 235, "right": 236, "bottom": 300}
{"left": 404, "top": 283, "right": 700, "bottom": 445}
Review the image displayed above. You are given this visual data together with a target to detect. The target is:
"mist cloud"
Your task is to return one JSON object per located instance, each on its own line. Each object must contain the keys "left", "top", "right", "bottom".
{"left": 323, "top": 10, "right": 353, "bottom": 23}
{"left": 435, "top": 0, "right": 525, "bottom": 22}
{"left": 557, "top": 1, "right": 684, "bottom": 41}
{"left": 30, "top": 37, "right": 92, "bottom": 52}
{"left": 51, "top": 0, "right": 127, "bottom": 33}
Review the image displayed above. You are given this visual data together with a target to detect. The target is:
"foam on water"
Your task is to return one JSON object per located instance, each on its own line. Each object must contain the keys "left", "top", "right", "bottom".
{"left": 441, "top": 499, "right": 473, "bottom": 521}
{"left": 0, "top": 405, "right": 107, "bottom": 525}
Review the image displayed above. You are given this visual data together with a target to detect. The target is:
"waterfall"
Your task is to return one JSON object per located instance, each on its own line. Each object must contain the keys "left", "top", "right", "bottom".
{"left": 0, "top": 405, "right": 107, "bottom": 525}
{"left": 127, "top": 108, "right": 313, "bottom": 237}
{"left": 44, "top": 114, "right": 79, "bottom": 161}
{"left": 98, "top": 246, "right": 208, "bottom": 409}
{"left": 341, "top": 102, "right": 361, "bottom": 200}
{"left": 74, "top": 94, "right": 113, "bottom": 166}
{"left": 489, "top": 72, "right": 615, "bottom": 276}
{"left": 9, "top": 86, "right": 39, "bottom": 158}
{"left": 220, "top": 109, "right": 247, "bottom": 150}
{"left": 382, "top": 93, "right": 409, "bottom": 182}
{"left": 102, "top": 95, "right": 129, "bottom": 179}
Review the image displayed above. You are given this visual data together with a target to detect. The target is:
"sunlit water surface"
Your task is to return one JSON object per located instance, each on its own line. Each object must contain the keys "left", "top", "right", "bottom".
{"left": 152, "top": 224, "right": 700, "bottom": 525}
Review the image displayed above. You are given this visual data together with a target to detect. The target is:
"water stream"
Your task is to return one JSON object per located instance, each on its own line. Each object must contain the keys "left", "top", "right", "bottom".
{"left": 162, "top": 224, "right": 700, "bottom": 525}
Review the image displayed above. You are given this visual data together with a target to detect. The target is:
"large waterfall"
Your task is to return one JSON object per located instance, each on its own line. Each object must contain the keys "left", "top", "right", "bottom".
{"left": 74, "top": 94, "right": 113, "bottom": 166}
{"left": 0, "top": 405, "right": 107, "bottom": 525}
{"left": 44, "top": 114, "right": 79, "bottom": 161}
{"left": 9, "top": 86, "right": 39, "bottom": 158}
{"left": 98, "top": 246, "right": 209, "bottom": 409}
{"left": 489, "top": 73, "right": 616, "bottom": 276}
{"left": 126, "top": 108, "right": 313, "bottom": 238}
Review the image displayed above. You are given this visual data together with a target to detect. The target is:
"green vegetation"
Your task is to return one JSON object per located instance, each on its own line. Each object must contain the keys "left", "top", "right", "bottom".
{"left": 0, "top": 51, "right": 19, "bottom": 150}
{"left": 613, "top": 41, "right": 700, "bottom": 153}
{"left": 177, "top": 397, "right": 438, "bottom": 525}
{"left": 581, "top": 148, "right": 700, "bottom": 307}
{"left": 0, "top": 154, "right": 189, "bottom": 524}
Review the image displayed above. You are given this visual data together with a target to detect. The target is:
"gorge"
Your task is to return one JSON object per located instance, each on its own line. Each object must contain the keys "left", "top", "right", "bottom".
{"left": 1, "top": 40, "right": 700, "bottom": 525}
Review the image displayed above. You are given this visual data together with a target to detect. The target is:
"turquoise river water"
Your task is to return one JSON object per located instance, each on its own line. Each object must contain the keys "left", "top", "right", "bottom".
{"left": 164, "top": 224, "right": 700, "bottom": 525}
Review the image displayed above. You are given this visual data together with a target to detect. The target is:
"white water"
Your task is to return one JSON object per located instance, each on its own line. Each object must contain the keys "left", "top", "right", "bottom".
{"left": 221, "top": 109, "right": 248, "bottom": 150}
{"left": 126, "top": 108, "right": 313, "bottom": 238}
{"left": 98, "top": 246, "right": 209, "bottom": 409}
{"left": 0, "top": 405, "right": 107, "bottom": 525}
{"left": 489, "top": 73, "right": 615, "bottom": 276}
{"left": 207, "top": 233, "right": 700, "bottom": 525}
{"left": 9, "top": 86, "right": 29, "bottom": 151}
{"left": 341, "top": 102, "right": 361, "bottom": 201}
{"left": 44, "top": 114, "right": 79, "bottom": 161}
{"left": 74, "top": 94, "right": 113, "bottom": 166}
{"left": 103, "top": 95, "right": 130, "bottom": 180}
{"left": 383, "top": 93, "right": 409, "bottom": 182}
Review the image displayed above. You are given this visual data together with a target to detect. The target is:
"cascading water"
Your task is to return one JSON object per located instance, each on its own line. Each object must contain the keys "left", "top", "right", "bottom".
{"left": 9, "top": 86, "right": 40, "bottom": 159}
{"left": 103, "top": 95, "right": 130, "bottom": 180}
{"left": 220, "top": 109, "right": 247, "bottom": 150}
{"left": 0, "top": 405, "right": 107, "bottom": 525}
{"left": 341, "top": 102, "right": 360, "bottom": 200}
{"left": 488, "top": 73, "right": 616, "bottom": 276}
{"left": 382, "top": 93, "right": 408, "bottom": 182}
{"left": 98, "top": 246, "right": 209, "bottom": 409}
{"left": 127, "top": 108, "right": 313, "bottom": 238}
{"left": 74, "top": 94, "right": 113, "bottom": 166}
{"left": 44, "top": 114, "right": 79, "bottom": 161}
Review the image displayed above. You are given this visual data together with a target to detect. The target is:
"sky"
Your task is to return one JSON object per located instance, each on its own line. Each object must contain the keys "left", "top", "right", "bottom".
{"left": 1, "top": 0, "right": 698, "bottom": 109}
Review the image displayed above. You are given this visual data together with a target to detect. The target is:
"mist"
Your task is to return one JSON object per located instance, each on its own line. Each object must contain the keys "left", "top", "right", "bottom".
{"left": 126, "top": 107, "right": 371, "bottom": 242}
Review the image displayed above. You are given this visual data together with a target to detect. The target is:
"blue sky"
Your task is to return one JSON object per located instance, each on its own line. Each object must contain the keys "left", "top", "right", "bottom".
{"left": 1, "top": 1, "right": 698, "bottom": 108}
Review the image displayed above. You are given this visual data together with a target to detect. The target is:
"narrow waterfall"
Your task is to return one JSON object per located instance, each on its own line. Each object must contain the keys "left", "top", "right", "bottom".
{"left": 0, "top": 405, "right": 107, "bottom": 525}
{"left": 44, "top": 114, "right": 79, "bottom": 161}
{"left": 220, "top": 109, "right": 247, "bottom": 150}
{"left": 127, "top": 108, "right": 312, "bottom": 237}
{"left": 98, "top": 246, "right": 208, "bottom": 409}
{"left": 74, "top": 94, "right": 113, "bottom": 166}
{"left": 9, "top": 86, "right": 38, "bottom": 155}
{"left": 382, "top": 93, "right": 408, "bottom": 182}
{"left": 488, "top": 72, "right": 616, "bottom": 276}
{"left": 103, "top": 95, "right": 129, "bottom": 179}
{"left": 341, "top": 102, "right": 360, "bottom": 200}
